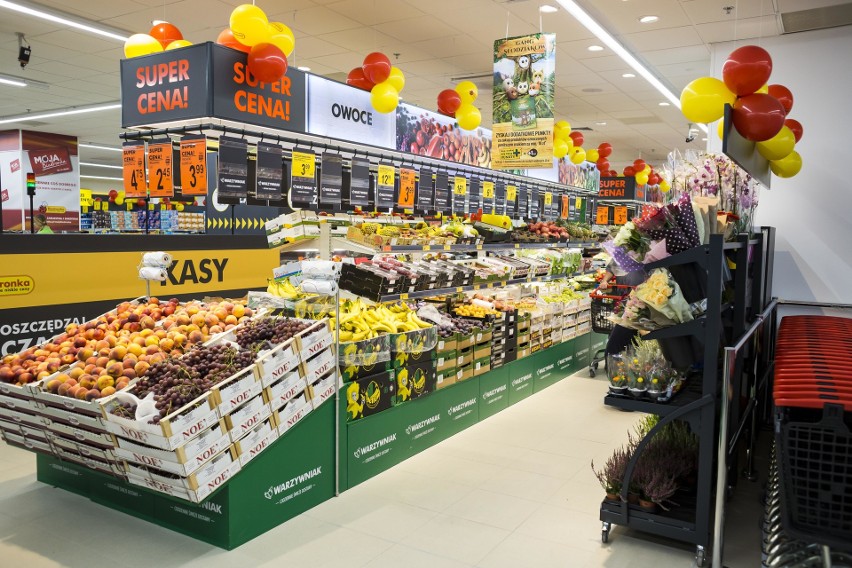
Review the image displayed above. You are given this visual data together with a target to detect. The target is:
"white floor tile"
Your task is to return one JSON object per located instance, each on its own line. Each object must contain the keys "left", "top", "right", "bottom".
{"left": 403, "top": 513, "right": 511, "bottom": 565}
{"left": 515, "top": 504, "right": 603, "bottom": 552}
{"left": 476, "top": 531, "right": 590, "bottom": 568}
{"left": 444, "top": 488, "right": 539, "bottom": 531}
{"left": 477, "top": 465, "right": 565, "bottom": 503}
{"left": 364, "top": 543, "right": 475, "bottom": 568}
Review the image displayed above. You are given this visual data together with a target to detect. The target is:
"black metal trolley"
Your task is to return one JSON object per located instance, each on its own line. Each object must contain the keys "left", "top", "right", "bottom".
{"left": 587, "top": 284, "right": 632, "bottom": 377}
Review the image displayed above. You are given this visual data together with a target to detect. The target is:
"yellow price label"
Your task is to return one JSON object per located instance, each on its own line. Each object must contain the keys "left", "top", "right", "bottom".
{"left": 506, "top": 185, "right": 517, "bottom": 202}
{"left": 487, "top": 282, "right": 494, "bottom": 288}
{"left": 482, "top": 181, "right": 495, "bottom": 199}
{"left": 514, "top": 243, "right": 520, "bottom": 249}
{"left": 378, "top": 164, "right": 395, "bottom": 187}
{"left": 422, "top": 245, "right": 431, "bottom": 251}
{"left": 575, "top": 197, "right": 583, "bottom": 209}
{"left": 456, "top": 287, "right": 463, "bottom": 293}
{"left": 453, "top": 176, "right": 467, "bottom": 196}
{"left": 444, "top": 244, "right": 452, "bottom": 251}
{"left": 476, "top": 244, "right": 483, "bottom": 250}
{"left": 292, "top": 151, "right": 315, "bottom": 179}
{"left": 126, "top": 202, "right": 133, "bottom": 211}
{"left": 544, "top": 192, "right": 553, "bottom": 206}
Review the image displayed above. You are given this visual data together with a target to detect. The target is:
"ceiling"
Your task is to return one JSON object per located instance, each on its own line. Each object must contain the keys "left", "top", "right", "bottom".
{"left": 0, "top": 0, "right": 848, "bottom": 176}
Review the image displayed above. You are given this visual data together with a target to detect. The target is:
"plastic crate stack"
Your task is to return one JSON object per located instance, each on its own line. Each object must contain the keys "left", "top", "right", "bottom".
{"left": 772, "top": 315, "right": 852, "bottom": 566}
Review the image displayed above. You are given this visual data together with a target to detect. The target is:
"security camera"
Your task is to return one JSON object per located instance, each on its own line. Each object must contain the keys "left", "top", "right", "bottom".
{"left": 17, "top": 33, "right": 30, "bottom": 69}
{"left": 685, "top": 123, "right": 697, "bottom": 143}
{"left": 686, "top": 133, "right": 696, "bottom": 143}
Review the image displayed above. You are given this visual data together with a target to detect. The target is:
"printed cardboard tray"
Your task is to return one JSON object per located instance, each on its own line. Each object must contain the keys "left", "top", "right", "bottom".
{"left": 48, "top": 434, "right": 117, "bottom": 463}
{"left": 2, "top": 431, "right": 52, "bottom": 455}
{"left": 234, "top": 419, "right": 278, "bottom": 468}
{"left": 225, "top": 393, "right": 272, "bottom": 444}
{"left": 275, "top": 393, "right": 312, "bottom": 437}
{"left": 308, "top": 371, "right": 339, "bottom": 409}
{"left": 115, "top": 420, "right": 231, "bottom": 476}
{"left": 300, "top": 347, "right": 336, "bottom": 385}
{"left": 0, "top": 403, "right": 51, "bottom": 429}
{"left": 43, "top": 419, "right": 115, "bottom": 448}
{"left": 211, "top": 367, "right": 263, "bottom": 417}
{"left": 126, "top": 446, "right": 241, "bottom": 501}
{"left": 265, "top": 370, "right": 308, "bottom": 413}
{"left": 36, "top": 401, "right": 107, "bottom": 431}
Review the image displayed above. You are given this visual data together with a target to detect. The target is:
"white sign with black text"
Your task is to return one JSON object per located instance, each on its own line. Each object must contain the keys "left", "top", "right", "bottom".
{"left": 306, "top": 76, "right": 395, "bottom": 149}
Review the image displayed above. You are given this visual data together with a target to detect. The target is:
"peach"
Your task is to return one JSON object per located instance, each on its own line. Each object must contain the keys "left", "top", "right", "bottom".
{"left": 188, "top": 330, "right": 204, "bottom": 344}
{"left": 109, "top": 346, "right": 127, "bottom": 361}
{"left": 45, "top": 380, "right": 61, "bottom": 394}
{"left": 121, "top": 368, "right": 136, "bottom": 380}
{"left": 224, "top": 315, "right": 238, "bottom": 326}
{"left": 96, "top": 376, "right": 115, "bottom": 391}
{"left": 127, "top": 343, "right": 144, "bottom": 357}
{"left": 75, "top": 387, "right": 89, "bottom": 400}
{"left": 232, "top": 304, "right": 245, "bottom": 318}
{"left": 57, "top": 383, "right": 72, "bottom": 397}
{"left": 106, "top": 363, "right": 124, "bottom": 378}
{"left": 134, "top": 361, "right": 150, "bottom": 376}
{"left": 79, "top": 378, "right": 95, "bottom": 390}
{"left": 85, "top": 389, "right": 101, "bottom": 401}
{"left": 96, "top": 356, "right": 109, "bottom": 369}
{"left": 159, "top": 338, "right": 174, "bottom": 351}
{"left": 100, "top": 386, "right": 116, "bottom": 397}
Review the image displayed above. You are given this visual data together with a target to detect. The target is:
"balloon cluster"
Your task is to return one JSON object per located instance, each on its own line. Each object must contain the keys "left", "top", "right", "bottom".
{"left": 108, "top": 189, "right": 126, "bottom": 206}
{"left": 680, "top": 45, "right": 803, "bottom": 178}
{"left": 124, "top": 22, "right": 191, "bottom": 57}
{"left": 592, "top": 142, "right": 615, "bottom": 176}
{"left": 435, "top": 81, "right": 482, "bottom": 131}
{"left": 345, "top": 53, "right": 406, "bottom": 114}
{"left": 213, "top": 5, "right": 295, "bottom": 83}
{"left": 621, "top": 160, "right": 670, "bottom": 192}
{"left": 552, "top": 121, "right": 589, "bottom": 164}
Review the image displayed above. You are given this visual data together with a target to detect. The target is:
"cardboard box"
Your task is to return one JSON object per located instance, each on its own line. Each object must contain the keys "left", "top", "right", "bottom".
{"left": 308, "top": 370, "right": 339, "bottom": 409}
{"left": 436, "top": 367, "right": 459, "bottom": 390}
{"left": 458, "top": 364, "right": 474, "bottom": 383}
{"left": 295, "top": 320, "right": 335, "bottom": 361}
{"left": 436, "top": 336, "right": 457, "bottom": 354}
{"left": 456, "top": 332, "right": 474, "bottom": 351}
{"left": 436, "top": 351, "right": 457, "bottom": 372}
{"left": 225, "top": 393, "right": 272, "bottom": 443}
{"left": 234, "top": 419, "right": 278, "bottom": 468}
{"left": 299, "top": 346, "right": 336, "bottom": 385}
{"left": 473, "top": 345, "right": 491, "bottom": 360}
{"left": 115, "top": 420, "right": 231, "bottom": 477}
{"left": 275, "top": 393, "right": 313, "bottom": 436}
{"left": 473, "top": 357, "right": 491, "bottom": 377}
{"left": 392, "top": 347, "right": 436, "bottom": 369}
{"left": 44, "top": 419, "right": 114, "bottom": 448}
{"left": 456, "top": 348, "right": 473, "bottom": 368}
{"left": 343, "top": 370, "right": 395, "bottom": 422}
{"left": 212, "top": 367, "right": 263, "bottom": 417}
{"left": 126, "top": 445, "right": 240, "bottom": 495}
{"left": 394, "top": 359, "right": 436, "bottom": 404}
{"left": 518, "top": 347, "right": 530, "bottom": 359}
{"left": 474, "top": 329, "right": 493, "bottom": 344}
{"left": 264, "top": 370, "right": 308, "bottom": 413}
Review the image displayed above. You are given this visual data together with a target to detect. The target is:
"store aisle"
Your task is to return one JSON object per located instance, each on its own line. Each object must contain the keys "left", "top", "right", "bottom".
{"left": 0, "top": 372, "right": 762, "bottom": 568}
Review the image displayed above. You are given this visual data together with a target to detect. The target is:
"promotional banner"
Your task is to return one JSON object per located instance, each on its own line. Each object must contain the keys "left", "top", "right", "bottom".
{"left": 307, "top": 75, "right": 394, "bottom": 149}
{"left": 598, "top": 176, "right": 636, "bottom": 201}
{"left": 492, "top": 33, "right": 556, "bottom": 170}
{"left": 559, "top": 159, "right": 600, "bottom": 193}
{"left": 0, "top": 130, "right": 23, "bottom": 232}
{"left": 395, "top": 103, "right": 492, "bottom": 169}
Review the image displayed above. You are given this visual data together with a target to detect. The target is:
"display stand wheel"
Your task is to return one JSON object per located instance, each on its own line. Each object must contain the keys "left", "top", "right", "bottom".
{"left": 695, "top": 545, "right": 706, "bottom": 567}
{"left": 589, "top": 361, "right": 599, "bottom": 377}
{"left": 601, "top": 521, "right": 611, "bottom": 543}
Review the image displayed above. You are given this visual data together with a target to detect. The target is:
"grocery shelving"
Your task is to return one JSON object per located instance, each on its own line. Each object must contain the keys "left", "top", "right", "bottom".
{"left": 275, "top": 235, "right": 597, "bottom": 255}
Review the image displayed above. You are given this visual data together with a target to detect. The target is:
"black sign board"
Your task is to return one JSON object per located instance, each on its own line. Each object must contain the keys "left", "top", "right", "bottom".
{"left": 517, "top": 186, "right": 528, "bottom": 220}
{"left": 416, "top": 167, "right": 433, "bottom": 214}
{"left": 598, "top": 177, "right": 637, "bottom": 201}
{"left": 468, "top": 178, "right": 481, "bottom": 215}
{"left": 255, "top": 143, "right": 283, "bottom": 201}
{"left": 494, "top": 182, "right": 506, "bottom": 216}
{"left": 434, "top": 172, "right": 450, "bottom": 214}
{"left": 320, "top": 153, "right": 343, "bottom": 208}
{"left": 217, "top": 136, "right": 248, "bottom": 201}
{"left": 290, "top": 147, "right": 317, "bottom": 206}
{"left": 530, "top": 187, "right": 540, "bottom": 220}
{"left": 349, "top": 158, "right": 371, "bottom": 208}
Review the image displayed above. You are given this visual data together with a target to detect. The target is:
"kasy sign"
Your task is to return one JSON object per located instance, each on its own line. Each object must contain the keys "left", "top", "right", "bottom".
{"left": 306, "top": 75, "right": 394, "bottom": 148}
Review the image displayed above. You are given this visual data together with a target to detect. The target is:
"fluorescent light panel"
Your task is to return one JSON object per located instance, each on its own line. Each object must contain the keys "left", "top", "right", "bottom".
{"left": 0, "top": 77, "right": 26, "bottom": 87}
{"left": 540, "top": 4, "right": 559, "bottom": 13}
{"left": 80, "top": 162, "right": 121, "bottom": 169}
{"left": 0, "top": 1, "right": 129, "bottom": 41}
{"left": 555, "top": 0, "right": 709, "bottom": 133}
{"left": 81, "top": 175, "right": 122, "bottom": 180}
{"left": 0, "top": 102, "right": 120, "bottom": 125}
{"left": 80, "top": 143, "right": 123, "bottom": 152}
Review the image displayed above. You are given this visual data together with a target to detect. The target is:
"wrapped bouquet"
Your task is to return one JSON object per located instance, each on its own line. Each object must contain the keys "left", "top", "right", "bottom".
{"left": 635, "top": 269, "right": 694, "bottom": 325}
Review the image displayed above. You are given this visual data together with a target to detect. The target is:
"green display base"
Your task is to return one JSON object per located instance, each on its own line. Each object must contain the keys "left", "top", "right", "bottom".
{"left": 37, "top": 401, "right": 336, "bottom": 550}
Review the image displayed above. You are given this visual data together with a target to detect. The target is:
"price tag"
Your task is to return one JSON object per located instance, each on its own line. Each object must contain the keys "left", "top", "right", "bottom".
{"left": 443, "top": 245, "right": 451, "bottom": 251}
{"left": 544, "top": 192, "right": 553, "bottom": 206}
{"left": 596, "top": 206, "right": 610, "bottom": 225}
{"left": 93, "top": 200, "right": 101, "bottom": 211}
{"left": 147, "top": 140, "right": 173, "bottom": 197}
{"left": 292, "top": 151, "right": 315, "bottom": 179}
{"left": 123, "top": 143, "right": 147, "bottom": 198}
{"left": 506, "top": 185, "right": 517, "bottom": 202}
{"left": 400, "top": 293, "right": 409, "bottom": 300}
{"left": 575, "top": 197, "right": 583, "bottom": 209}
{"left": 376, "top": 164, "right": 395, "bottom": 209}
{"left": 482, "top": 181, "right": 495, "bottom": 199}
{"left": 179, "top": 136, "right": 207, "bottom": 196}
{"left": 422, "top": 245, "right": 431, "bottom": 251}
{"left": 487, "top": 282, "right": 494, "bottom": 288}
{"left": 561, "top": 195, "right": 569, "bottom": 220}
{"left": 614, "top": 206, "right": 628, "bottom": 225}
{"left": 453, "top": 176, "right": 467, "bottom": 196}
{"left": 126, "top": 201, "right": 133, "bottom": 211}
{"left": 456, "top": 287, "right": 463, "bottom": 293}
{"left": 398, "top": 168, "right": 416, "bottom": 208}
{"left": 378, "top": 165, "right": 395, "bottom": 188}
{"left": 476, "top": 244, "right": 483, "bottom": 250}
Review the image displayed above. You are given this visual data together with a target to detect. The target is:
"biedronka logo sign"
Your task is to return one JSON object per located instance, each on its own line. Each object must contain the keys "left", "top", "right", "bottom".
{"left": 0, "top": 275, "right": 34, "bottom": 297}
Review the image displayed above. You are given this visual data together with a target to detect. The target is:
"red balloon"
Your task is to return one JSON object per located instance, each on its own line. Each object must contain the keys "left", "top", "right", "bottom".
{"left": 596, "top": 159, "right": 610, "bottom": 173}
{"left": 362, "top": 52, "right": 391, "bottom": 84}
{"left": 437, "top": 89, "right": 462, "bottom": 116}
{"left": 136, "top": 198, "right": 146, "bottom": 207}
{"left": 785, "top": 118, "right": 803, "bottom": 142}
{"left": 108, "top": 189, "right": 118, "bottom": 199}
{"left": 768, "top": 84, "right": 793, "bottom": 114}
{"left": 217, "top": 29, "right": 251, "bottom": 54}
{"left": 150, "top": 22, "right": 183, "bottom": 49}
{"left": 248, "top": 43, "right": 288, "bottom": 83}
{"left": 609, "top": 170, "right": 618, "bottom": 177}
{"left": 597, "top": 142, "right": 612, "bottom": 158}
{"left": 633, "top": 159, "right": 646, "bottom": 172}
{"left": 722, "top": 45, "right": 772, "bottom": 97}
{"left": 732, "top": 93, "right": 786, "bottom": 142}
{"left": 568, "top": 131, "right": 584, "bottom": 146}
{"left": 623, "top": 166, "right": 635, "bottom": 177}
{"left": 648, "top": 173, "right": 661, "bottom": 185}
{"left": 346, "top": 67, "right": 374, "bottom": 91}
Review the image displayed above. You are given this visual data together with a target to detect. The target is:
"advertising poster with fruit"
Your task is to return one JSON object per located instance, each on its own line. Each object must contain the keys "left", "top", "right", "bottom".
{"left": 395, "top": 103, "right": 492, "bottom": 169}
{"left": 492, "top": 33, "right": 556, "bottom": 170}
{"left": 558, "top": 158, "right": 600, "bottom": 193}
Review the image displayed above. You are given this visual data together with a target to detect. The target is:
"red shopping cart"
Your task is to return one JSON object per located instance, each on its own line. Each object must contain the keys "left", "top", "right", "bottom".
{"left": 588, "top": 284, "right": 633, "bottom": 377}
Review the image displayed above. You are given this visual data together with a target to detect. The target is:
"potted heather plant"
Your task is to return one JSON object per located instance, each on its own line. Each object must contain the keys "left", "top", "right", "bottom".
{"left": 591, "top": 446, "right": 629, "bottom": 501}
{"left": 640, "top": 468, "right": 679, "bottom": 511}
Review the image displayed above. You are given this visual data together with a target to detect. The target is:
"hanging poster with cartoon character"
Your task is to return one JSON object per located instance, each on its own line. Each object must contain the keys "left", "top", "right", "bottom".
{"left": 492, "top": 33, "right": 556, "bottom": 170}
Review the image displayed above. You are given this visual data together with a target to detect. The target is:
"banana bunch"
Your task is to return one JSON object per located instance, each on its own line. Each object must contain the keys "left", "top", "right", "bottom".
{"left": 332, "top": 299, "right": 431, "bottom": 342}
{"left": 266, "top": 278, "right": 304, "bottom": 299}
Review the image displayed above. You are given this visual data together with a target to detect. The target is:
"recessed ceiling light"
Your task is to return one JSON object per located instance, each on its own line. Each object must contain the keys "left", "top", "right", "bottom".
{"left": 587, "top": 45, "right": 604, "bottom": 52}
{"left": 622, "top": 73, "right": 635, "bottom": 78}
{"left": 659, "top": 102, "right": 670, "bottom": 106}
{"left": 80, "top": 143, "right": 122, "bottom": 152}
{"left": 80, "top": 162, "right": 122, "bottom": 169}
{"left": 639, "top": 15, "right": 659, "bottom": 23}
{"left": 297, "top": 66, "right": 311, "bottom": 72}
{"left": 702, "top": 137, "right": 708, "bottom": 141}
{"left": 595, "top": 121, "right": 607, "bottom": 126}
{"left": 0, "top": 77, "right": 26, "bottom": 87}
{"left": 540, "top": 4, "right": 558, "bottom": 13}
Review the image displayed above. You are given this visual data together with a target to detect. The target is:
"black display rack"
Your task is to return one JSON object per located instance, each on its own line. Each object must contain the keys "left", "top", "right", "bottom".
{"left": 599, "top": 230, "right": 775, "bottom": 567}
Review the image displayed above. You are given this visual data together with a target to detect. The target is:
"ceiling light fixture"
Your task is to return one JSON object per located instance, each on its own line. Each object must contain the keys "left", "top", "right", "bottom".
{"left": 539, "top": 4, "right": 559, "bottom": 13}
{"left": 595, "top": 121, "right": 607, "bottom": 126}
{"left": 555, "top": 0, "right": 708, "bottom": 133}
{"left": 659, "top": 102, "right": 670, "bottom": 106}
{"left": 297, "top": 66, "right": 311, "bottom": 72}
{"left": 80, "top": 162, "right": 121, "bottom": 169}
{"left": 622, "top": 73, "right": 635, "bottom": 78}
{"left": 0, "top": 72, "right": 49, "bottom": 89}
{"left": 81, "top": 175, "right": 122, "bottom": 181}
{"left": 80, "top": 143, "right": 122, "bottom": 152}
{"left": 587, "top": 45, "right": 604, "bottom": 52}
{"left": 0, "top": 1, "right": 129, "bottom": 42}
{"left": 0, "top": 77, "right": 26, "bottom": 87}
{"left": 0, "top": 102, "right": 121, "bottom": 125}
{"left": 639, "top": 15, "right": 659, "bottom": 23}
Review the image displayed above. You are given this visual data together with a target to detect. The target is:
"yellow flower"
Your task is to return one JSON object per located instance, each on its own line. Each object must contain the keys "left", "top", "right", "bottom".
{"left": 637, "top": 377, "right": 644, "bottom": 383}
{"left": 652, "top": 378, "right": 659, "bottom": 384}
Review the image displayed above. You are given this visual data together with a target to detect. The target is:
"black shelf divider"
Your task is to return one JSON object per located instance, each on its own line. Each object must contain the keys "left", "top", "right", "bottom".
{"left": 643, "top": 244, "right": 710, "bottom": 271}
{"left": 641, "top": 317, "right": 706, "bottom": 341}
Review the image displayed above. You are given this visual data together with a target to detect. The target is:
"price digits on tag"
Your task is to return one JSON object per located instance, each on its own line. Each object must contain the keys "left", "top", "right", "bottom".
{"left": 506, "top": 185, "right": 517, "bottom": 202}
{"left": 378, "top": 165, "right": 395, "bottom": 188}
{"left": 292, "top": 151, "right": 316, "bottom": 179}
{"left": 482, "top": 181, "right": 494, "bottom": 199}
{"left": 453, "top": 176, "right": 467, "bottom": 195}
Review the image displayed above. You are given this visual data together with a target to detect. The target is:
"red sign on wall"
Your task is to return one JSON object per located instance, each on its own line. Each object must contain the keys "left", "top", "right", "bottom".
{"left": 28, "top": 147, "right": 73, "bottom": 176}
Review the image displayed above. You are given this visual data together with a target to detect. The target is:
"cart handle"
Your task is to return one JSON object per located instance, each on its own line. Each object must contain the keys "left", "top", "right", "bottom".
{"left": 590, "top": 284, "right": 633, "bottom": 300}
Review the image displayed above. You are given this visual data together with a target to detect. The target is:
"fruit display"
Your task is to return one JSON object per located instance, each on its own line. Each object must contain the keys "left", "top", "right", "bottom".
{"left": 346, "top": 220, "right": 475, "bottom": 248}
{"left": 511, "top": 221, "right": 597, "bottom": 243}
{"left": 234, "top": 317, "right": 315, "bottom": 352}
{"left": 427, "top": 313, "right": 486, "bottom": 338}
{"left": 542, "top": 288, "right": 585, "bottom": 304}
{"left": 265, "top": 277, "right": 311, "bottom": 300}
{"left": 0, "top": 298, "right": 252, "bottom": 399}
{"left": 464, "top": 258, "right": 514, "bottom": 283}
{"left": 330, "top": 299, "right": 432, "bottom": 341}
{"left": 454, "top": 302, "right": 500, "bottom": 318}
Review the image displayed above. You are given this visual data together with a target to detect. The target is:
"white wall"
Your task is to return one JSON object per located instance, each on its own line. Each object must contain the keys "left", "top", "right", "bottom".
{"left": 710, "top": 27, "right": 852, "bottom": 304}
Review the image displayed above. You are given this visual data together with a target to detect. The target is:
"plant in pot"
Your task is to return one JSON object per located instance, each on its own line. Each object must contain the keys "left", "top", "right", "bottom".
{"left": 606, "top": 351, "right": 629, "bottom": 394}
{"left": 626, "top": 358, "right": 648, "bottom": 398}
{"left": 640, "top": 468, "right": 679, "bottom": 511}
{"left": 591, "top": 446, "right": 629, "bottom": 501}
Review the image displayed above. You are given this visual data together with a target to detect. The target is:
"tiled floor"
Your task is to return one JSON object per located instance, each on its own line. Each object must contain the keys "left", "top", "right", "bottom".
{"left": 0, "top": 371, "right": 765, "bottom": 567}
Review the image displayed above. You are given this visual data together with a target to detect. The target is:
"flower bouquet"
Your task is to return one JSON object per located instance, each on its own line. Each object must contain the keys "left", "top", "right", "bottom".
{"left": 608, "top": 294, "right": 658, "bottom": 331}
{"left": 606, "top": 352, "right": 628, "bottom": 394}
{"left": 634, "top": 268, "right": 694, "bottom": 326}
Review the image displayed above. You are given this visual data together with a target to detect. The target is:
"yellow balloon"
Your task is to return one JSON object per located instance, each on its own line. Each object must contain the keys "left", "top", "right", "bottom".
{"left": 118, "top": 191, "right": 125, "bottom": 199}
{"left": 455, "top": 81, "right": 478, "bottom": 104}
{"left": 770, "top": 150, "right": 802, "bottom": 178}
{"left": 230, "top": 4, "right": 269, "bottom": 47}
{"left": 659, "top": 179, "right": 671, "bottom": 193}
{"left": 757, "top": 126, "right": 796, "bottom": 161}
{"left": 386, "top": 67, "right": 405, "bottom": 92}
{"left": 165, "top": 40, "right": 192, "bottom": 50}
{"left": 570, "top": 147, "right": 586, "bottom": 165}
{"left": 115, "top": 197, "right": 124, "bottom": 206}
{"left": 680, "top": 76, "right": 736, "bottom": 124}
{"left": 635, "top": 173, "right": 649, "bottom": 186}
{"left": 555, "top": 120, "right": 571, "bottom": 133}
{"left": 553, "top": 138, "right": 569, "bottom": 159}
{"left": 176, "top": 203, "right": 185, "bottom": 212}
{"left": 456, "top": 104, "right": 482, "bottom": 130}
{"left": 756, "top": 84, "right": 769, "bottom": 94}
{"left": 586, "top": 149, "right": 599, "bottom": 163}
{"left": 267, "top": 22, "right": 295, "bottom": 56}
{"left": 124, "top": 34, "right": 163, "bottom": 58}
{"left": 717, "top": 119, "right": 725, "bottom": 139}
{"left": 370, "top": 81, "right": 399, "bottom": 114}
{"left": 642, "top": 165, "right": 651, "bottom": 174}
{"left": 565, "top": 137, "right": 574, "bottom": 150}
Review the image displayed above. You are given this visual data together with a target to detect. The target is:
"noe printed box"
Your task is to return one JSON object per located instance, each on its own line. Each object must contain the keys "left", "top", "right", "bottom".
{"left": 264, "top": 370, "right": 308, "bottom": 413}
{"left": 225, "top": 393, "right": 272, "bottom": 443}
{"left": 275, "top": 392, "right": 313, "bottom": 437}
{"left": 308, "top": 370, "right": 339, "bottom": 409}
{"left": 234, "top": 418, "right": 278, "bottom": 468}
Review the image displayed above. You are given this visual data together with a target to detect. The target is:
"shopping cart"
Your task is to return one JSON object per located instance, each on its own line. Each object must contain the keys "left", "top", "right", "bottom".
{"left": 588, "top": 284, "right": 633, "bottom": 377}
